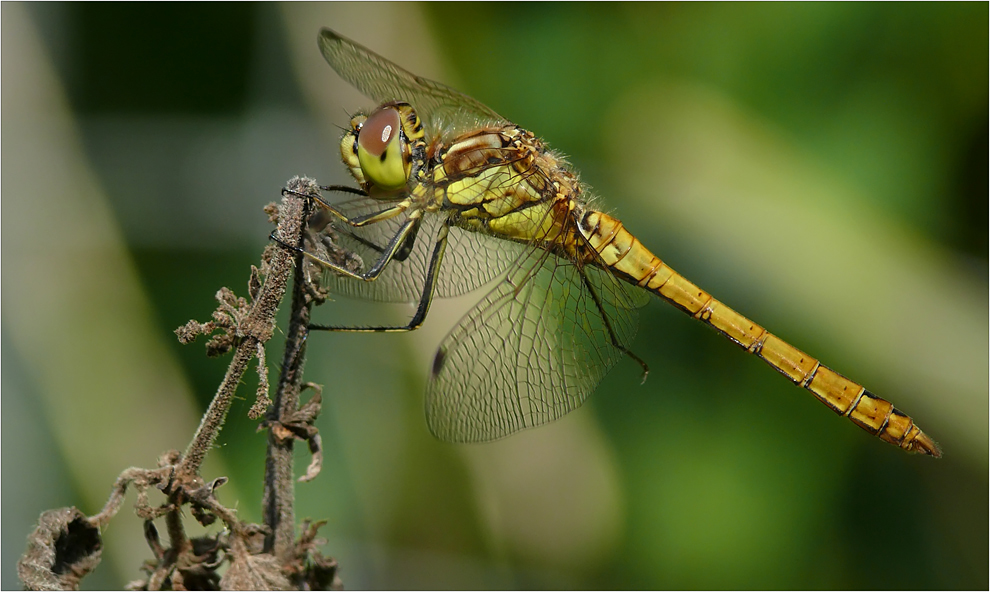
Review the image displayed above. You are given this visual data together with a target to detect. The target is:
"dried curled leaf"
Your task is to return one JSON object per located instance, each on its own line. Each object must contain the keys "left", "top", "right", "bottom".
{"left": 221, "top": 551, "right": 291, "bottom": 591}
{"left": 259, "top": 385, "right": 324, "bottom": 482}
{"left": 18, "top": 507, "right": 102, "bottom": 591}
{"left": 189, "top": 476, "right": 229, "bottom": 527}
{"left": 175, "top": 286, "right": 255, "bottom": 357}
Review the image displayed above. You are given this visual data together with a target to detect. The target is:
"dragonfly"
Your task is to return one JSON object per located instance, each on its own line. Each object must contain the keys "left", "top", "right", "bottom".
{"left": 303, "top": 27, "right": 940, "bottom": 457}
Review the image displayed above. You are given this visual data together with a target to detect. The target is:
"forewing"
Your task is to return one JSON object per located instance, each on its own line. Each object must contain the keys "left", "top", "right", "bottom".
{"left": 318, "top": 28, "right": 506, "bottom": 140}
{"left": 425, "top": 242, "right": 644, "bottom": 443}
{"left": 312, "top": 195, "right": 525, "bottom": 302}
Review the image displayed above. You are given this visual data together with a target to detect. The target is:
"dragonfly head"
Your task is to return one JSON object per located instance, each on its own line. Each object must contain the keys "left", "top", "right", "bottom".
{"left": 341, "top": 104, "right": 415, "bottom": 193}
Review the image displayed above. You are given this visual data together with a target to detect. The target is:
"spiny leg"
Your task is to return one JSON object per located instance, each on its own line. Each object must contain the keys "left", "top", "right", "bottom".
{"left": 275, "top": 181, "right": 422, "bottom": 283}
{"left": 284, "top": 185, "right": 411, "bottom": 228}
{"left": 272, "top": 210, "right": 421, "bottom": 283}
{"left": 339, "top": 219, "right": 421, "bottom": 262}
{"left": 309, "top": 221, "right": 451, "bottom": 333}
{"left": 308, "top": 209, "right": 420, "bottom": 263}
{"left": 287, "top": 183, "right": 422, "bottom": 262}
{"left": 578, "top": 269, "right": 649, "bottom": 382}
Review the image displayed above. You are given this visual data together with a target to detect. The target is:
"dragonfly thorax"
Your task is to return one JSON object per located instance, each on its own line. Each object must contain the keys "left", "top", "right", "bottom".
{"left": 435, "top": 125, "right": 587, "bottom": 244}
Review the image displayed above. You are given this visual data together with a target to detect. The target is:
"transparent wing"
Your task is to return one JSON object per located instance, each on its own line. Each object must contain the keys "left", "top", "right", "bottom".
{"left": 318, "top": 28, "right": 507, "bottom": 140}
{"left": 425, "top": 239, "right": 645, "bottom": 443}
{"left": 311, "top": 195, "right": 526, "bottom": 302}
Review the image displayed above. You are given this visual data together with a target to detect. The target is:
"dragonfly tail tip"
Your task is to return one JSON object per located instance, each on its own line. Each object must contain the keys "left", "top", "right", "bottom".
{"left": 911, "top": 432, "right": 942, "bottom": 458}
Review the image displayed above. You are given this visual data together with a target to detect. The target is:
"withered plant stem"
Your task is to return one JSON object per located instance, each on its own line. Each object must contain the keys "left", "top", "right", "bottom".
{"left": 263, "top": 177, "right": 320, "bottom": 558}
{"left": 176, "top": 179, "right": 312, "bottom": 481}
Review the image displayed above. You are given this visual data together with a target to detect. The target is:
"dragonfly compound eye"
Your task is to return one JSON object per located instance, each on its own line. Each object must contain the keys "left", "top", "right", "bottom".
{"left": 356, "top": 106, "right": 410, "bottom": 191}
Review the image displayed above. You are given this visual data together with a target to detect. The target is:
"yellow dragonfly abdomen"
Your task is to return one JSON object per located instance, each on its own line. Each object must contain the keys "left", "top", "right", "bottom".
{"left": 580, "top": 209, "right": 941, "bottom": 456}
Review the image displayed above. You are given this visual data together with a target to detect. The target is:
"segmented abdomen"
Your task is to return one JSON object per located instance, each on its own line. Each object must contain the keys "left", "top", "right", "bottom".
{"left": 576, "top": 209, "right": 941, "bottom": 457}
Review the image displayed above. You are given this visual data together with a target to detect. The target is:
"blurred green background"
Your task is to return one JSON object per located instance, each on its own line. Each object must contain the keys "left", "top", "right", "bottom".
{"left": 3, "top": 2, "right": 986, "bottom": 589}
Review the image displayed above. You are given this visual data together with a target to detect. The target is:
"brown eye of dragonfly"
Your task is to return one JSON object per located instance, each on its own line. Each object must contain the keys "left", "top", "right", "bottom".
{"left": 355, "top": 106, "right": 409, "bottom": 190}
{"left": 358, "top": 107, "right": 401, "bottom": 158}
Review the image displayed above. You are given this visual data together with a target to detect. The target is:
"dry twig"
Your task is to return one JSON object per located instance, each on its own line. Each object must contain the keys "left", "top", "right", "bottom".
{"left": 18, "top": 177, "right": 342, "bottom": 591}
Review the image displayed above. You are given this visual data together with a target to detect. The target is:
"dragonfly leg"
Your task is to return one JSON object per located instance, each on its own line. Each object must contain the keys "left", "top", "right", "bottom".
{"left": 579, "top": 270, "right": 650, "bottom": 383}
{"left": 282, "top": 185, "right": 361, "bottom": 213}
{"left": 393, "top": 222, "right": 420, "bottom": 262}
{"left": 333, "top": 217, "right": 422, "bottom": 263}
{"left": 286, "top": 182, "right": 364, "bottom": 201}
{"left": 343, "top": 202, "right": 412, "bottom": 227}
{"left": 273, "top": 183, "right": 420, "bottom": 281}
{"left": 318, "top": 184, "right": 367, "bottom": 196}
{"left": 284, "top": 185, "right": 411, "bottom": 228}
{"left": 309, "top": 221, "right": 451, "bottom": 334}
{"left": 300, "top": 213, "right": 423, "bottom": 282}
